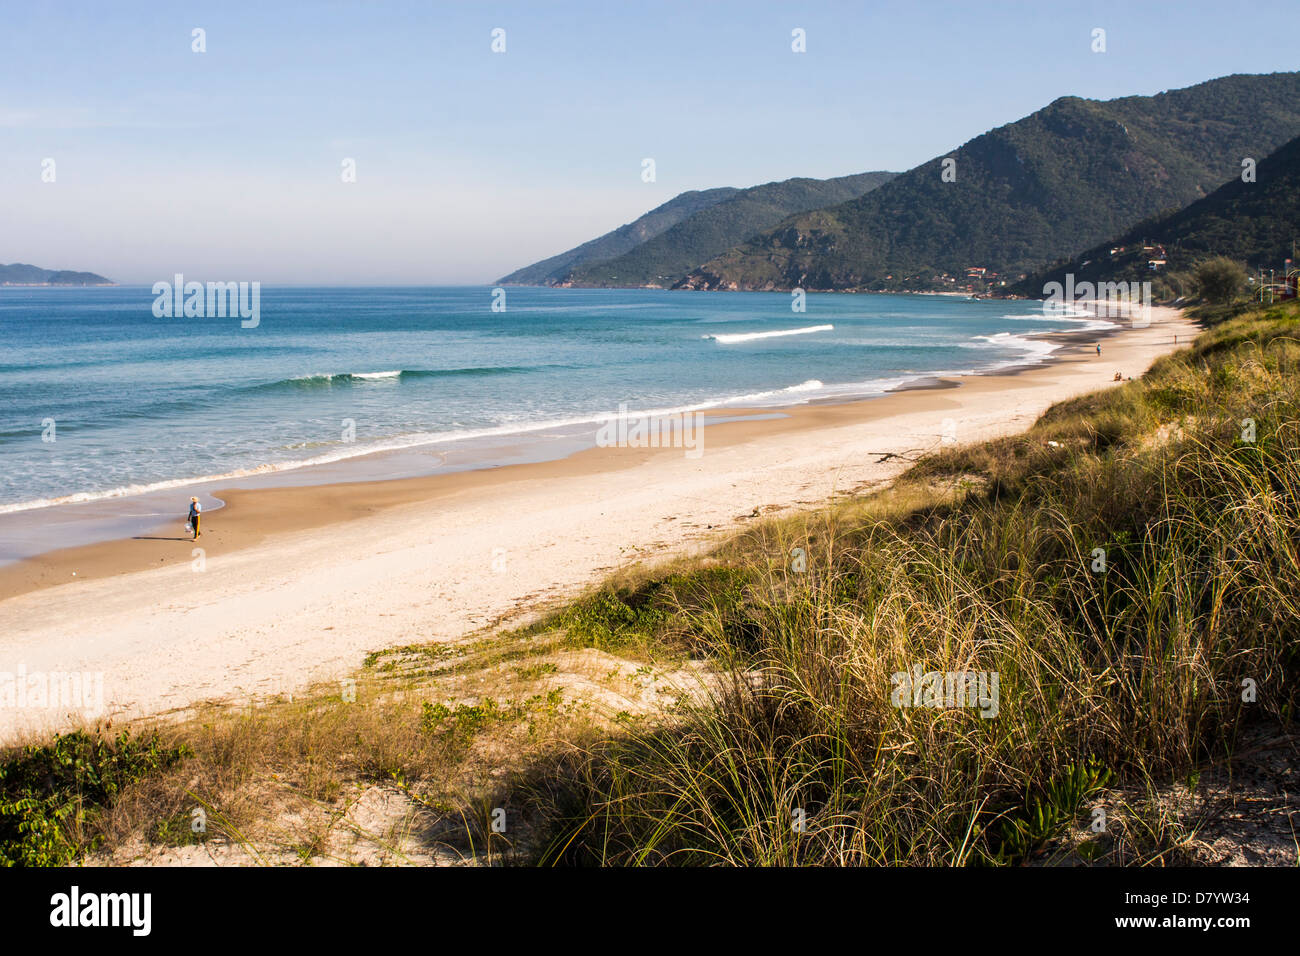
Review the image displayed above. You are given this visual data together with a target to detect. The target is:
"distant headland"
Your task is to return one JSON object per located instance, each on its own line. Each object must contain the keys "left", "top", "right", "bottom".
{"left": 0, "top": 263, "right": 115, "bottom": 286}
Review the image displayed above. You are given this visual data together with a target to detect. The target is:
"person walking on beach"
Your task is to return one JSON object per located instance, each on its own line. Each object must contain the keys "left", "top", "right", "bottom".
{"left": 188, "top": 496, "right": 202, "bottom": 540}
{"left": 1096, "top": 343, "right": 1102, "bottom": 356}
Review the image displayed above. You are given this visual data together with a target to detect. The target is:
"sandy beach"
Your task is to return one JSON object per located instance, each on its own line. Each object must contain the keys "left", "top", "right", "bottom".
{"left": 0, "top": 307, "right": 1198, "bottom": 741}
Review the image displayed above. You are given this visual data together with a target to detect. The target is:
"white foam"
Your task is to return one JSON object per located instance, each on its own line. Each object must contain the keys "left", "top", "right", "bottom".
{"left": 968, "top": 331, "right": 1062, "bottom": 361}
{"left": 0, "top": 378, "right": 844, "bottom": 515}
{"left": 711, "top": 379, "right": 826, "bottom": 405}
{"left": 1001, "top": 310, "right": 1118, "bottom": 333}
{"left": 705, "top": 324, "right": 834, "bottom": 344}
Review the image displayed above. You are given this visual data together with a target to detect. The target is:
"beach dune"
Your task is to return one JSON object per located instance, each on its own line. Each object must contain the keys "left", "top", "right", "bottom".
{"left": 0, "top": 308, "right": 1196, "bottom": 741}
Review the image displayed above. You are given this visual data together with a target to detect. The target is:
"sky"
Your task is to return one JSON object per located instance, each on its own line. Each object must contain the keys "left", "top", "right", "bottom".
{"left": 2, "top": 0, "right": 1297, "bottom": 285}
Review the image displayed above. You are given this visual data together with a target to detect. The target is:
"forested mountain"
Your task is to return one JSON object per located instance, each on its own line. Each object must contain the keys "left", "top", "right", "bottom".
{"left": 562, "top": 171, "right": 897, "bottom": 288}
{"left": 498, "top": 187, "right": 741, "bottom": 286}
{"left": 1017, "top": 131, "right": 1300, "bottom": 294}
{"left": 676, "top": 73, "right": 1300, "bottom": 292}
{"left": 500, "top": 171, "right": 896, "bottom": 287}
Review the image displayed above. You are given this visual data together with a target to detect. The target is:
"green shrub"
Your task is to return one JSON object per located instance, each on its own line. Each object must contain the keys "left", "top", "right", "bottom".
{"left": 0, "top": 730, "right": 188, "bottom": 866}
{"left": 1194, "top": 256, "right": 1246, "bottom": 304}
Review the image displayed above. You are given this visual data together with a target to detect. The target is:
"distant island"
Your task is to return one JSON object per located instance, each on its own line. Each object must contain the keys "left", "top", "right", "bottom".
{"left": 0, "top": 263, "right": 114, "bottom": 286}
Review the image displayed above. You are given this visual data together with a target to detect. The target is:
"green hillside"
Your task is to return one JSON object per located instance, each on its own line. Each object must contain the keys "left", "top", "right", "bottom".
{"left": 678, "top": 72, "right": 1300, "bottom": 292}
{"left": 498, "top": 188, "right": 740, "bottom": 286}
{"left": 1017, "top": 131, "right": 1300, "bottom": 295}
{"left": 564, "top": 171, "right": 897, "bottom": 288}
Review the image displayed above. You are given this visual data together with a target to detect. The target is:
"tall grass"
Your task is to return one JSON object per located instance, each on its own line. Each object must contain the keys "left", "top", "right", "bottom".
{"left": 514, "top": 303, "right": 1300, "bottom": 865}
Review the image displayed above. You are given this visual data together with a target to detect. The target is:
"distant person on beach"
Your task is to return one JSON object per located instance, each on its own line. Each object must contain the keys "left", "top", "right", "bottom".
{"left": 1096, "top": 343, "right": 1102, "bottom": 356}
{"left": 188, "top": 497, "right": 202, "bottom": 540}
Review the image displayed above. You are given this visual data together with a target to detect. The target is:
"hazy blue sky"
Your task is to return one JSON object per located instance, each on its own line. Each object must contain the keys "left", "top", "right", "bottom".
{"left": 2, "top": 0, "right": 1296, "bottom": 285}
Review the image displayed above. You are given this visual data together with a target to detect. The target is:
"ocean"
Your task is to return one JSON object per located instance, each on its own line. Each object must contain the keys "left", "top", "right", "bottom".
{"left": 0, "top": 286, "right": 1113, "bottom": 560}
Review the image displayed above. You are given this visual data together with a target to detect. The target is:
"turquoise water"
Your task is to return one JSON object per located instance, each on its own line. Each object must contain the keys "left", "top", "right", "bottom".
{"left": 0, "top": 285, "right": 1110, "bottom": 516}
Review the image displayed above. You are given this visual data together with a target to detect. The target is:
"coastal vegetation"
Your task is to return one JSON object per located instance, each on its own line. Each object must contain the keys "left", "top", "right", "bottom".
{"left": 506, "top": 298, "right": 1300, "bottom": 864}
{"left": 1196, "top": 258, "right": 1248, "bottom": 305}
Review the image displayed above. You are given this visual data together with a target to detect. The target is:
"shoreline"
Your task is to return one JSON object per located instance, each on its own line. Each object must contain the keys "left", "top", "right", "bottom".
{"left": 0, "top": 311, "right": 1130, "bottom": 562}
{"left": 0, "top": 307, "right": 1197, "bottom": 741}
{"left": 0, "top": 317, "right": 1135, "bottom": 594}
{"left": 0, "top": 289, "right": 1117, "bottom": 530}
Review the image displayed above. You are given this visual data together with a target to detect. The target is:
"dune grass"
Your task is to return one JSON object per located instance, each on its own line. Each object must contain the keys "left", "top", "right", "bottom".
{"left": 0, "top": 633, "right": 602, "bottom": 865}
{"left": 501, "top": 300, "right": 1300, "bottom": 865}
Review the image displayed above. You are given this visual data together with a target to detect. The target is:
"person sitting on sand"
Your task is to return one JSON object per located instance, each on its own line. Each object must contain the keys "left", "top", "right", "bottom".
{"left": 188, "top": 496, "right": 202, "bottom": 540}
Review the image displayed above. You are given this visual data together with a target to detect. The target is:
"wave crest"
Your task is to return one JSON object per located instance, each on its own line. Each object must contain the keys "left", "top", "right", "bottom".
{"left": 704, "top": 324, "right": 834, "bottom": 344}
{"left": 241, "top": 366, "right": 532, "bottom": 394}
